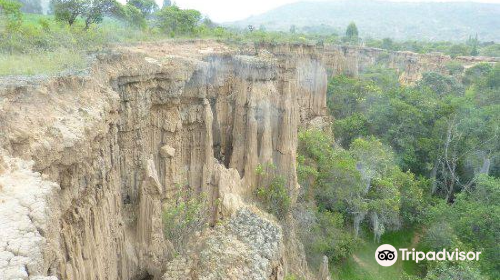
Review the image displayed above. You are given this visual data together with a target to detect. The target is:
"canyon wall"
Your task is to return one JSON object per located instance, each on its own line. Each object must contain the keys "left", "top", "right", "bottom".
{"left": 249, "top": 42, "right": 500, "bottom": 84}
{"left": 0, "top": 41, "right": 496, "bottom": 280}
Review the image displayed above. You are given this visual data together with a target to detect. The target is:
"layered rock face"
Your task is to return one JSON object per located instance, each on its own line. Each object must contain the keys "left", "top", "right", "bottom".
{"left": 249, "top": 43, "right": 499, "bottom": 84}
{"left": 0, "top": 41, "right": 327, "bottom": 280}
{"left": 0, "top": 41, "right": 495, "bottom": 280}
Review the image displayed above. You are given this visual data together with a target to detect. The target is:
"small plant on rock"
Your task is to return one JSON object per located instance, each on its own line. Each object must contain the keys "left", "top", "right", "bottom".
{"left": 162, "top": 183, "right": 207, "bottom": 253}
{"left": 254, "top": 163, "right": 291, "bottom": 220}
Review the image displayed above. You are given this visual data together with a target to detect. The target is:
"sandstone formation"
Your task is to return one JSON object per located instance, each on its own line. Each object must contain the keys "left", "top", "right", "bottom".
{"left": 0, "top": 41, "right": 495, "bottom": 280}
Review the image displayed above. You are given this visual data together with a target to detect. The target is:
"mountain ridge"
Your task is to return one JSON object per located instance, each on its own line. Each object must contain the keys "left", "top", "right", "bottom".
{"left": 228, "top": 0, "right": 500, "bottom": 42}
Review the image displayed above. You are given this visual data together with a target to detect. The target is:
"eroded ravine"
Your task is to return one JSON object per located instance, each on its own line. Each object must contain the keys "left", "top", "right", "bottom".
{"left": 0, "top": 41, "right": 496, "bottom": 280}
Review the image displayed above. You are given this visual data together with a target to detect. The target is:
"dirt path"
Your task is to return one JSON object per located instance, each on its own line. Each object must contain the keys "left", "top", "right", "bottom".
{"left": 352, "top": 254, "right": 369, "bottom": 268}
{"left": 410, "top": 227, "right": 426, "bottom": 249}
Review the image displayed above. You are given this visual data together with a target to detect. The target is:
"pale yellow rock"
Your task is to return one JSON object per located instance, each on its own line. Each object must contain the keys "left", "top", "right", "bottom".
{"left": 0, "top": 158, "right": 6, "bottom": 176}
{"left": 319, "top": 256, "right": 332, "bottom": 280}
{"left": 160, "top": 145, "right": 176, "bottom": 158}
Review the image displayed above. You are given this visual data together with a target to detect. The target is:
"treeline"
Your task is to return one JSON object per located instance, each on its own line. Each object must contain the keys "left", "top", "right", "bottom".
{"left": 342, "top": 22, "right": 500, "bottom": 57}
{"left": 365, "top": 36, "right": 500, "bottom": 58}
{"left": 256, "top": 22, "right": 500, "bottom": 58}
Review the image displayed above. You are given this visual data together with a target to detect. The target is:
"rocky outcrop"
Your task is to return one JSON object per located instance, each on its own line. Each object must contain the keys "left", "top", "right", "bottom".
{"left": 0, "top": 41, "right": 496, "bottom": 280}
{"left": 162, "top": 208, "right": 283, "bottom": 280}
{"left": 0, "top": 155, "right": 59, "bottom": 280}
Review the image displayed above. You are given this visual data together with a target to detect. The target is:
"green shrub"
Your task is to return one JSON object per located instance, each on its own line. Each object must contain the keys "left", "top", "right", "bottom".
{"left": 311, "top": 210, "right": 357, "bottom": 263}
{"left": 255, "top": 164, "right": 291, "bottom": 220}
{"left": 463, "top": 63, "right": 492, "bottom": 86}
{"left": 284, "top": 274, "right": 303, "bottom": 280}
{"left": 425, "top": 263, "right": 487, "bottom": 280}
{"left": 480, "top": 44, "right": 500, "bottom": 57}
{"left": 0, "top": 0, "right": 23, "bottom": 31}
{"left": 486, "top": 63, "right": 500, "bottom": 89}
{"left": 162, "top": 184, "right": 207, "bottom": 253}
{"left": 445, "top": 61, "right": 464, "bottom": 76}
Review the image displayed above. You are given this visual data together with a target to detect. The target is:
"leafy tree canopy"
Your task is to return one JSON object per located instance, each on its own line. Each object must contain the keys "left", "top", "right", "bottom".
{"left": 127, "top": 0, "right": 157, "bottom": 16}
{"left": 154, "top": 5, "right": 201, "bottom": 35}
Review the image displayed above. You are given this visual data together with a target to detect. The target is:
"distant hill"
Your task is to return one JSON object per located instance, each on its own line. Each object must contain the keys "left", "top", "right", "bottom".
{"left": 228, "top": 0, "right": 500, "bottom": 42}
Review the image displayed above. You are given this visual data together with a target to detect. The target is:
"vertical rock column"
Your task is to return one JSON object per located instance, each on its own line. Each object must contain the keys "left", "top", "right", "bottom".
{"left": 137, "top": 158, "right": 168, "bottom": 278}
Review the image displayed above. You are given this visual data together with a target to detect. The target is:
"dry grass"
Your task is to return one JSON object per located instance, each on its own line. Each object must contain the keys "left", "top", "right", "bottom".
{"left": 0, "top": 49, "right": 87, "bottom": 76}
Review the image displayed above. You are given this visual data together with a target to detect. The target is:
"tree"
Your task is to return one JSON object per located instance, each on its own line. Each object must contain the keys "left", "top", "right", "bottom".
{"left": 297, "top": 130, "right": 423, "bottom": 242}
{"left": 306, "top": 210, "right": 357, "bottom": 264}
{"left": 155, "top": 6, "right": 201, "bottom": 35}
{"left": 127, "top": 0, "right": 157, "bottom": 16}
{"left": 480, "top": 43, "right": 500, "bottom": 57}
{"left": 53, "top": 0, "right": 118, "bottom": 29}
{"left": 53, "top": 0, "right": 84, "bottom": 26}
{"left": 424, "top": 175, "right": 500, "bottom": 279}
{"left": 381, "top": 37, "right": 394, "bottom": 50}
{"left": 0, "top": 0, "right": 23, "bottom": 31}
{"left": 81, "top": 0, "right": 118, "bottom": 30}
{"left": 290, "top": 24, "right": 296, "bottom": 34}
{"left": 467, "top": 34, "right": 479, "bottom": 56}
{"left": 463, "top": 63, "right": 492, "bottom": 86}
{"left": 349, "top": 137, "right": 402, "bottom": 241}
{"left": 418, "top": 72, "right": 464, "bottom": 95}
{"left": 486, "top": 63, "right": 500, "bottom": 89}
{"left": 115, "top": 3, "right": 145, "bottom": 28}
{"left": 345, "top": 22, "right": 359, "bottom": 44}
{"left": 425, "top": 263, "right": 487, "bottom": 280}
{"left": 162, "top": 0, "right": 171, "bottom": 8}
{"left": 451, "top": 175, "right": 500, "bottom": 278}
{"left": 470, "top": 44, "right": 479, "bottom": 56}
{"left": 201, "top": 17, "right": 216, "bottom": 29}
{"left": 448, "top": 44, "right": 469, "bottom": 58}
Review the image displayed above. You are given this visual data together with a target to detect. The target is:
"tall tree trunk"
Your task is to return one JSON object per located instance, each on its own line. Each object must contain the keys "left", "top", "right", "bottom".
{"left": 431, "top": 159, "right": 439, "bottom": 194}
{"left": 446, "top": 161, "right": 456, "bottom": 203}
{"left": 84, "top": 17, "right": 91, "bottom": 30}
{"left": 479, "top": 157, "right": 491, "bottom": 175}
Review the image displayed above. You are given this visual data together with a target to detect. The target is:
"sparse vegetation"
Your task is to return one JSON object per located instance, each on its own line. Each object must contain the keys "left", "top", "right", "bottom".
{"left": 0, "top": 49, "right": 86, "bottom": 75}
{"left": 162, "top": 184, "right": 207, "bottom": 253}
{"left": 2, "top": 1, "right": 498, "bottom": 77}
{"left": 0, "top": 2, "right": 224, "bottom": 75}
{"left": 284, "top": 274, "right": 302, "bottom": 280}
{"left": 254, "top": 163, "right": 291, "bottom": 220}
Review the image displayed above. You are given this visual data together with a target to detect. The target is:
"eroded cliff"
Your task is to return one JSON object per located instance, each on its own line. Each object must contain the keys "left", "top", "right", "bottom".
{"left": 0, "top": 41, "right": 495, "bottom": 280}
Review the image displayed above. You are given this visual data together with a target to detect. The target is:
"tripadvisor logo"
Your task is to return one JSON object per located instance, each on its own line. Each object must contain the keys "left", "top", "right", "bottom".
{"left": 375, "top": 244, "right": 481, "bottom": 267}
{"left": 375, "top": 244, "right": 398, "bottom": 266}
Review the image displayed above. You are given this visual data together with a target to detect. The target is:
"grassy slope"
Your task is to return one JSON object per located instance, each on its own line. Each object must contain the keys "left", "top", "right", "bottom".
{"left": 0, "top": 14, "right": 159, "bottom": 76}
{"left": 333, "top": 228, "right": 425, "bottom": 280}
{"left": 0, "top": 49, "right": 86, "bottom": 76}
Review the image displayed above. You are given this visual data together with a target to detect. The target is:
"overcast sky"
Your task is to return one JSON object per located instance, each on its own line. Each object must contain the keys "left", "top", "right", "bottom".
{"left": 143, "top": 0, "right": 500, "bottom": 22}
